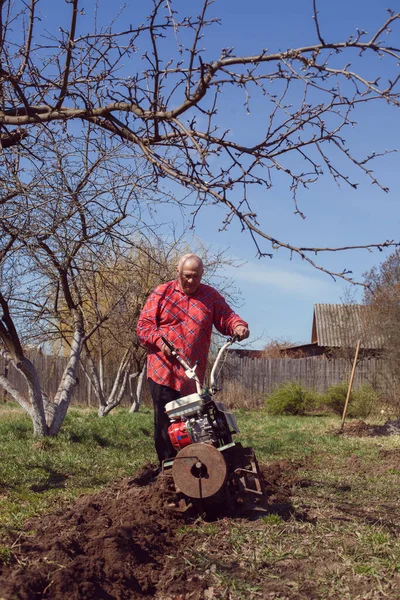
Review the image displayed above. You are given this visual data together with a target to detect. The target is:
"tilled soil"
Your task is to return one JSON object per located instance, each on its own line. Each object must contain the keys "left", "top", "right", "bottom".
{"left": 0, "top": 461, "right": 297, "bottom": 600}
{"left": 2, "top": 449, "right": 400, "bottom": 600}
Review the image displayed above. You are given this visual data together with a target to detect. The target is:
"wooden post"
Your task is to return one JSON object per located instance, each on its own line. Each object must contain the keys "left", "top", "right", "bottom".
{"left": 341, "top": 339, "right": 361, "bottom": 431}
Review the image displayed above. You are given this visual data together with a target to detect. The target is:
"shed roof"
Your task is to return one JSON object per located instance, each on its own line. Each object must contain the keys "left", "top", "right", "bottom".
{"left": 312, "top": 304, "right": 383, "bottom": 349}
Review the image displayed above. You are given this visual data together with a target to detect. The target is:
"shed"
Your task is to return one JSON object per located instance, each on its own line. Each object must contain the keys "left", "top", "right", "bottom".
{"left": 283, "top": 304, "right": 383, "bottom": 358}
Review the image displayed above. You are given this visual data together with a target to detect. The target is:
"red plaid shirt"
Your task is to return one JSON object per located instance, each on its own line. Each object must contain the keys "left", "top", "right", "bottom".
{"left": 137, "top": 280, "right": 248, "bottom": 394}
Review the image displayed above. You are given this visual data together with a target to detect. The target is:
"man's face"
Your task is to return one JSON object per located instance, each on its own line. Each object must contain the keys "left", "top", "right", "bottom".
{"left": 177, "top": 260, "right": 203, "bottom": 296}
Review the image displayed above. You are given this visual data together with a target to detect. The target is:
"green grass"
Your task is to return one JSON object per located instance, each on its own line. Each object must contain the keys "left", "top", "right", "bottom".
{"left": 0, "top": 403, "right": 155, "bottom": 537}
{"left": 237, "top": 410, "right": 355, "bottom": 460}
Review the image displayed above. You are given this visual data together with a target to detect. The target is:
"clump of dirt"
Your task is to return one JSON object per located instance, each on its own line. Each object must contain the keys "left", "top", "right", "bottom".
{"left": 0, "top": 460, "right": 301, "bottom": 600}
{"left": 0, "top": 467, "right": 182, "bottom": 600}
{"left": 333, "top": 418, "right": 400, "bottom": 437}
{"left": 380, "top": 418, "right": 400, "bottom": 435}
{"left": 338, "top": 419, "right": 372, "bottom": 436}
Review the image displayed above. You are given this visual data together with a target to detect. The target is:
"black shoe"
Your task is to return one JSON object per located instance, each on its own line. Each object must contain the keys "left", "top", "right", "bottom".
{"left": 150, "top": 466, "right": 162, "bottom": 482}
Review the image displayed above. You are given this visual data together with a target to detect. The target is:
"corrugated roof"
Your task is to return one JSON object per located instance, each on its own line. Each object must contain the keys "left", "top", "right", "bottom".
{"left": 312, "top": 304, "right": 383, "bottom": 349}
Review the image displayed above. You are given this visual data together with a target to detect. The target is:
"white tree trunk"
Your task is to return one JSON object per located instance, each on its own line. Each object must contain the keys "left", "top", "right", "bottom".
{"left": 0, "top": 355, "right": 48, "bottom": 435}
{"left": 97, "top": 349, "right": 131, "bottom": 417}
{"left": 98, "top": 368, "right": 130, "bottom": 417}
{"left": 129, "top": 363, "right": 146, "bottom": 413}
{"left": 81, "top": 350, "right": 106, "bottom": 407}
{"left": 48, "top": 325, "right": 84, "bottom": 435}
{"left": 0, "top": 373, "right": 33, "bottom": 416}
{"left": 99, "top": 353, "right": 105, "bottom": 396}
{"left": 0, "top": 319, "right": 84, "bottom": 436}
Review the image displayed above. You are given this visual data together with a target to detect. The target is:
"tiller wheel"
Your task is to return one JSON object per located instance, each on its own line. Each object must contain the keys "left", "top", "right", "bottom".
{"left": 164, "top": 442, "right": 266, "bottom": 514}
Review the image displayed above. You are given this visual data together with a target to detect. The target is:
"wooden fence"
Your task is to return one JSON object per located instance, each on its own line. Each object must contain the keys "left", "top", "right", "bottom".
{"left": 0, "top": 352, "right": 143, "bottom": 407}
{"left": 218, "top": 355, "right": 392, "bottom": 396}
{"left": 0, "top": 352, "right": 394, "bottom": 407}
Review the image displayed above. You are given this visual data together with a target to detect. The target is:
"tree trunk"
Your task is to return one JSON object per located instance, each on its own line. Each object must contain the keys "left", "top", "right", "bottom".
{"left": 98, "top": 365, "right": 130, "bottom": 417}
{"left": 81, "top": 349, "right": 106, "bottom": 407}
{"left": 48, "top": 324, "right": 84, "bottom": 435}
{"left": 3, "top": 357, "right": 9, "bottom": 402}
{"left": 96, "top": 349, "right": 132, "bottom": 417}
{"left": 17, "top": 357, "right": 49, "bottom": 435}
{"left": 0, "top": 356, "right": 48, "bottom": 435}
{"left": 0, "top": 313, "right": 85, "bottom": 436}
{"left": 129, "top": 363, "right": 146, "bottom": 413}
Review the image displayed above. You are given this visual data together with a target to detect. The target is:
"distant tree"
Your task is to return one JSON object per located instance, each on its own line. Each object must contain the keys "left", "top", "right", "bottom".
{"left": 1, "top": 1, "right": 400, "bottom": 283}
{"left": 263, "top": 339, "right": 299, "bottom": 359}
{"left": 71, "top": 238, "right": 181, "bottom": 417}
{"left": 363, "top": 249, "right": 400, "bottom": 407}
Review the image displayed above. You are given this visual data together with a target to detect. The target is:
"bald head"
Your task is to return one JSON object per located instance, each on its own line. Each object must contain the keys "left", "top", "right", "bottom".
{"left": 177, "top": 253, "right": 204, "bottom": 272}
{"left": 177, "top": 253, "right": 204, "bottom": 296}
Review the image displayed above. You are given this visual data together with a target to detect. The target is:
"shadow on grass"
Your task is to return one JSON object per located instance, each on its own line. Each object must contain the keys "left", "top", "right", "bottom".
{"left": 334, "top": 501, "right": 400, "bottom": 535}
{"left": 30, "top": 468, "right": 68, "bottom": 492}
{"left": 267, "top": 499, "right": 314, "bottom": 523}
{"left": 65, "top": 430, "right": 145, "bottom": 450}
{"left": 66, "top": 431, "right": 109, "bottom": 446}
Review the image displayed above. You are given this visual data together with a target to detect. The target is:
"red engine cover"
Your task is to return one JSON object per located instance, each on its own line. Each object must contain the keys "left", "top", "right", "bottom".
{"left": 168, "top": 421, "right": 192, "bottom": 450}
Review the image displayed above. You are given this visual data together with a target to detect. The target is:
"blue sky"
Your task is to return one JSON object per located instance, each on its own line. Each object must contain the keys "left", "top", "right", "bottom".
{"left": 36, "top": 0, "right": 400, "bottom": 348}
{"left": 145, "top": 0, "right": 400, "bottom": 347}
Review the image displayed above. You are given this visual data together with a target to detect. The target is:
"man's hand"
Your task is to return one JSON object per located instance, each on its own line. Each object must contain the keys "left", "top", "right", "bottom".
{"left": 161, "top": 342, "right": 173, "bottom": 357}
{"left": 234, "top": 325, "right": 249, "bottom": 341}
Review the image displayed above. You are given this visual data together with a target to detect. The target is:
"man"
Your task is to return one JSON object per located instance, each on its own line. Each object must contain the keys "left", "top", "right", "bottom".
{"left": 137, "top": 253, "right": 249, "bottom": 466}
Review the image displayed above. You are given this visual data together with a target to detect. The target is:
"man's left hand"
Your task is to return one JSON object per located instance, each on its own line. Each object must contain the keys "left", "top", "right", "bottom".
{"left": 234, "top": 325, "right": 249, "bottom": 341}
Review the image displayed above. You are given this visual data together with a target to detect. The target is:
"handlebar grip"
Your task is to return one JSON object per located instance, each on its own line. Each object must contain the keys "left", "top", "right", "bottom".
{"left": 161, "top": 336, "right": 176, "bottom": 352}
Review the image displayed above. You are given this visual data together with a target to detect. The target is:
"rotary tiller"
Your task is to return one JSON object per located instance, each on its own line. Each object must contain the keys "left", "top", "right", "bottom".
{"left": 160, "top": 336, "right": 266, "bottom": 514}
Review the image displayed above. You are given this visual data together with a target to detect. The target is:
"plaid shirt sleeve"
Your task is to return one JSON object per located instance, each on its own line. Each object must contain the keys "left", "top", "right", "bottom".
{"left": 136, "top": 284, "right": 168, "bottom": 352}
{"left": 210, "top": 288, "right": 247, "bottom": 336}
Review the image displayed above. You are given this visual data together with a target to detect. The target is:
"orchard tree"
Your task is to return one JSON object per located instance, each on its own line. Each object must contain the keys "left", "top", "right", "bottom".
{"left": 0, "top": 0, "right": 400, "bottom": 284}
{"left": 0, "top": 123, "right": 165, "bottom": 435}
{"left": 70, "top": 238, "right": 180, "bottom": 417}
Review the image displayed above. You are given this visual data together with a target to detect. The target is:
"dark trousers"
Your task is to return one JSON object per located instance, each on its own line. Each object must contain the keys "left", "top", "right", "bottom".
{"left": 148, "top": 378, "right": 181, "bottom": 465}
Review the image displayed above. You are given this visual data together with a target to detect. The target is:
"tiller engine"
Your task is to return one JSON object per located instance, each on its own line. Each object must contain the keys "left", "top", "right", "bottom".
{"left": 161, "top": 336, "right": 265, "bottom": 513}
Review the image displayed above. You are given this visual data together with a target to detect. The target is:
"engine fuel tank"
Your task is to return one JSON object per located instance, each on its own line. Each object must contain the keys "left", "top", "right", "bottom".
{"left": 168, "top": 421, "right": 192, "bottom": 450}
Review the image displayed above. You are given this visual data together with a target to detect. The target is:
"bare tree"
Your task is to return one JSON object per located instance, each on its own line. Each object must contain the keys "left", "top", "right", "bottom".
{"left": 363, "top": 249, "right": 400, "bottom": 409}
{"left": 0, "top": 123, "right": 162, "bottom": 434}
{"left": 76, "top": 238, "right": 179, "bottom": 417}
{"left": 0, "top": 1, "right": 399, "bottom": 284}
{"left": 263, "top": 339, "right": 300, "bottom": 359}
